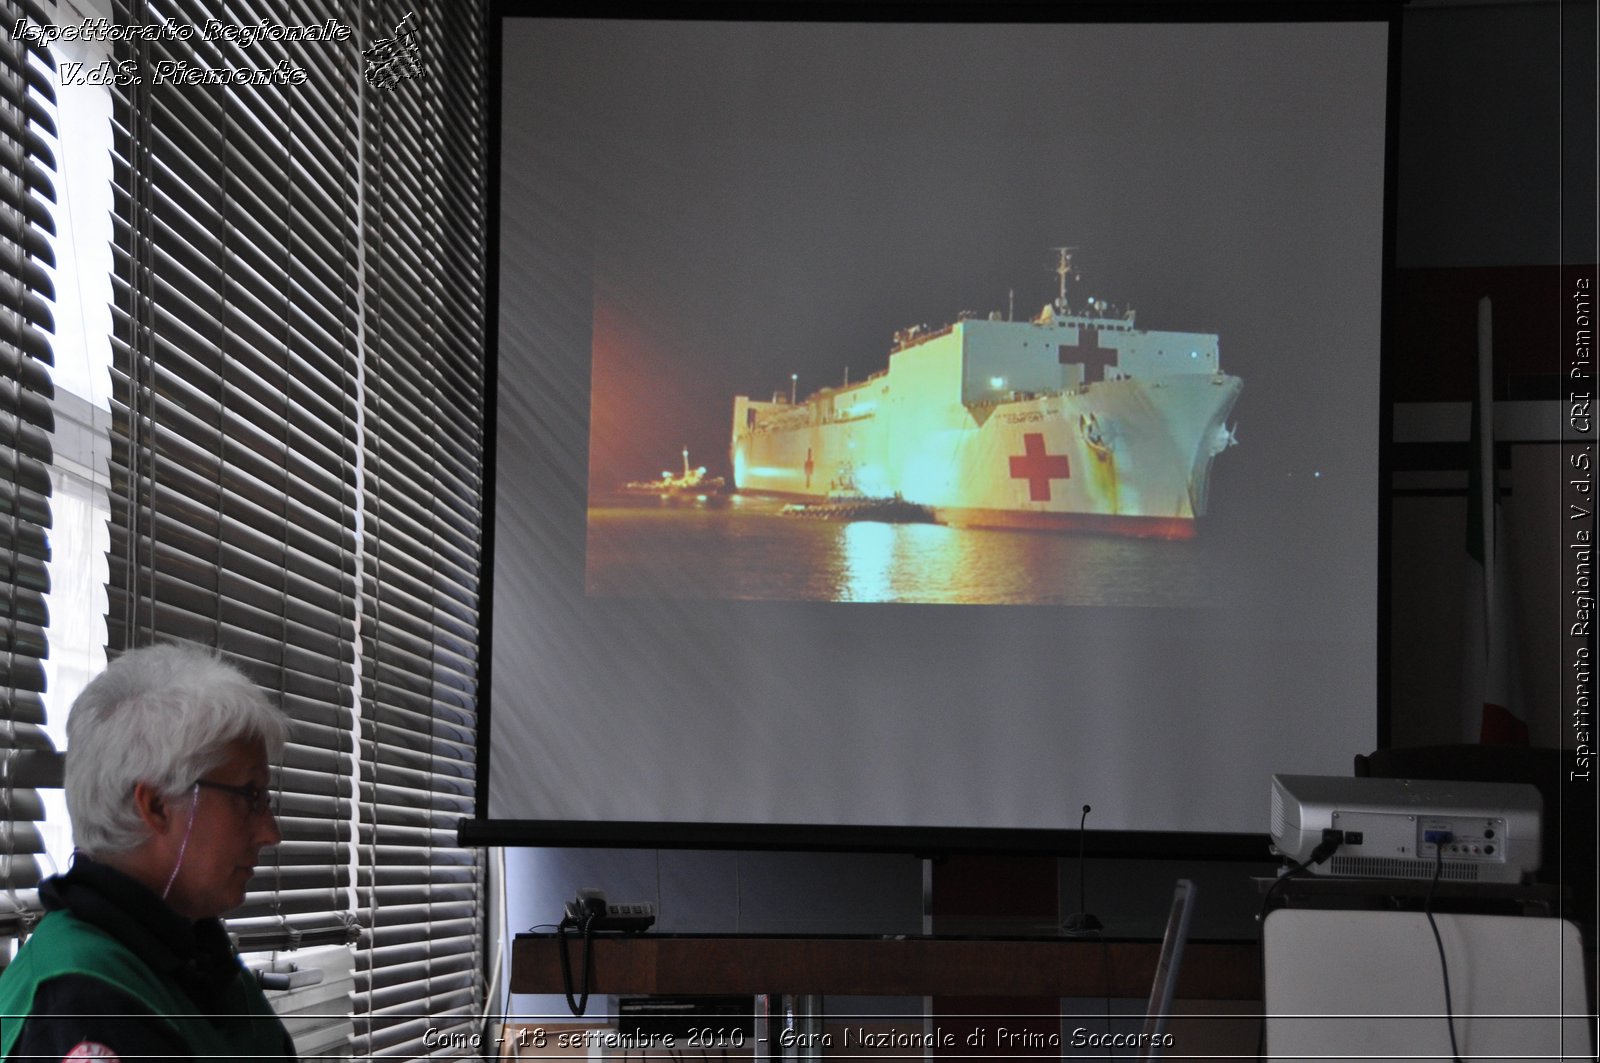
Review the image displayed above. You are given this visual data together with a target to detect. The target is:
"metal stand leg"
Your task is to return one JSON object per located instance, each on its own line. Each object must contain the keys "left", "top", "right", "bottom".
{"left": 791, "top": 995, "right": 823, "bottom": 1062}
{"left": 756, "top": 993, "right": 824, "bottom": 1063}
{"left": 754, "top": 993, "right": 778, "bottom": 1063}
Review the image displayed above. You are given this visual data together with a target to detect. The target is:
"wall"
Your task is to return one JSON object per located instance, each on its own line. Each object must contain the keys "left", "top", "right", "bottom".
{"left": 1389, "top": 0, "right": 1595, "bottom": 748}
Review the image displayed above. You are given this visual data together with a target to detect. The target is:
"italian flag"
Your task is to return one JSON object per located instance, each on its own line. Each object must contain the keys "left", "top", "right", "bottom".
{"left": 1464, "top": 297, "right": 1528, "bottom": 745}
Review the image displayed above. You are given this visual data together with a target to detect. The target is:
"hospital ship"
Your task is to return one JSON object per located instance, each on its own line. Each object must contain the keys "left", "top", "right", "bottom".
{"left": 729, "top": 250, "right": 1241, "bottom": 539}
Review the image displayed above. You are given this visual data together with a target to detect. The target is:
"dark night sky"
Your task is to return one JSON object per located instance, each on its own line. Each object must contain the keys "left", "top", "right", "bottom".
{"left": 500, "top": 16, "right": 1388, "bottom": 518}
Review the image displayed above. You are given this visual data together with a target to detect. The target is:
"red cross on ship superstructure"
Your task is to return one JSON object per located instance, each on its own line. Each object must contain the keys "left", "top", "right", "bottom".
{"left": 1047, "top": 248, "right": 1119, "bottom": 383}
{"left": 1009, "top": 433, "right": 1071, "bottom": 502}
{"left": 1058, "top": 327, "right": 1117, "bottom": 383}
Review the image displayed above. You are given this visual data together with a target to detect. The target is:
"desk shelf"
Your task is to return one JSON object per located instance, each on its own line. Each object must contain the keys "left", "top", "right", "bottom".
{"left": 511, "top": 934, "right": 1260, "bottom": 1000}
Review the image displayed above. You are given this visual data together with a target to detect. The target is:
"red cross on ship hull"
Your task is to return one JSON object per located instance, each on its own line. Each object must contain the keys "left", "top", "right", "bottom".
{"left": 1008, "top": 432, "right": 1071, "bottom": 502}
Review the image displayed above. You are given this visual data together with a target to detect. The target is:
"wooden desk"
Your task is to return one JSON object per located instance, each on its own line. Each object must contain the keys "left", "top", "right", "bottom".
{"left": 511, "top": 934, "right": 1260, "bottom": 1000}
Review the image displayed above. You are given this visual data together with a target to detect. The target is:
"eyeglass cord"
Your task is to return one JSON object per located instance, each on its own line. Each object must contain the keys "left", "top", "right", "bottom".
{"left": 162, "top": 782, "right": 201, "bottom": 900}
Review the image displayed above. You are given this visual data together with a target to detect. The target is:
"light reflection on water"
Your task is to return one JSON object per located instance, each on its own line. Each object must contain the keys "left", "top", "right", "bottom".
{"left": 586, "top": 495, "right": 1220, "bottom": 607}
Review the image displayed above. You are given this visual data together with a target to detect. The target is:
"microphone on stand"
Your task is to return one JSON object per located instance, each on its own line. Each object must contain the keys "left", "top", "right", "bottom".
{"left": 1062, "top": 804, "right": 1103, "bottom": 935}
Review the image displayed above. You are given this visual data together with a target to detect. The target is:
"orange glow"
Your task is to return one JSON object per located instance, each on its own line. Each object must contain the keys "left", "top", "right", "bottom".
{"left": 589, "top": 294, "right": 696, "bottom": 496}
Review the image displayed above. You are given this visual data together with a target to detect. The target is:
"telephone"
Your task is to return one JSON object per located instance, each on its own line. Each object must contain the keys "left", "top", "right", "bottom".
{"left": 562, "top": 888, "right": 656, "bottom": 933}
{"left": 554, "top": 889, "right": 655, "bottom": 1017}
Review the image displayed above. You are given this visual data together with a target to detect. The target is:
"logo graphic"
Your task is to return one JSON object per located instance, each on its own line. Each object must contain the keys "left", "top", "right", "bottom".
{"left": 363, "top": 12, "right": 423, "bottom": 89}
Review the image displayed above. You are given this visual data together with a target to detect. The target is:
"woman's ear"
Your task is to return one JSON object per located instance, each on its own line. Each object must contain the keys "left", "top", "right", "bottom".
{"left": 130, "top": 780, "right": 175, "bottom": 835}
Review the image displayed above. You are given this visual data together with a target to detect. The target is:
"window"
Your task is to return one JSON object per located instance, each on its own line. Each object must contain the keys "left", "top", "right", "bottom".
{"left": 2, "top": 1, "right": 488, "bottom": 1056}
{"left": 1, "top": 0, "right": 68, "bottom": 942}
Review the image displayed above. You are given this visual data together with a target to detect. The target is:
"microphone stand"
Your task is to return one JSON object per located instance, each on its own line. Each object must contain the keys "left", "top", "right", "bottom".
{"left": 1062, "top": 804, "right": 1102, "bottom": 935}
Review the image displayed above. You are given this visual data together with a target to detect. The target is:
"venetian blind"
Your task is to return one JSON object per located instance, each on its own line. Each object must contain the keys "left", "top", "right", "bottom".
{"left": 353, "top": 1, "right": 486, "bottom": 1056}
{"left": 104, "top": 0, "right": 487, "bottom": 1052}
{"left": 0, "top": 0, "right": 59, "bottom": 943}
{"left": 107, "top": 0, "right": 361, "bottom": 952}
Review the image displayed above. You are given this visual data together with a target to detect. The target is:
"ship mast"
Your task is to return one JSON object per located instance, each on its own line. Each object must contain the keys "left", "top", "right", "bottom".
{"left": 1050, "top": 246, "right": 1078, "bottom": 313}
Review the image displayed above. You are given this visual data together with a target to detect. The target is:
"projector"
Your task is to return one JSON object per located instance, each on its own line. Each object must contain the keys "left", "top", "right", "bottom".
{"left": 1269, "top": 774, "right": 1541, "bottom": 884}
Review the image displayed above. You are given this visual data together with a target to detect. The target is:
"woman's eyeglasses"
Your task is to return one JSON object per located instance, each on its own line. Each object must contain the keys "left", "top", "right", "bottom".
{"left": 194, "top": 778, "right": 277, "bottom": 817}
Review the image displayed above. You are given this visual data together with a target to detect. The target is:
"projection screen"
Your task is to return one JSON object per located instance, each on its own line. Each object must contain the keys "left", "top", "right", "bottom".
{"left": 476, "top": 9, "right": 1394, "bottom": 851}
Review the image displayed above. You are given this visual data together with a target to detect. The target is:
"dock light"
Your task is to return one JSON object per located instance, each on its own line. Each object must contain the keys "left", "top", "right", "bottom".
{"left": 790, "top": 373, "right": 797, "bottom": 404}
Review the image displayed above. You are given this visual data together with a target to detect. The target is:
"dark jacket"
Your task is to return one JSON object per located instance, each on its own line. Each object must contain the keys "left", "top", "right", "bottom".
{"left": 0, "top": 857, "right": 296, "bottom": 1062}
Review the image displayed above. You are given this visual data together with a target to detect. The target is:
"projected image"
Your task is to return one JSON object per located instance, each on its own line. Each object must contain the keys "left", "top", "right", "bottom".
{"left": 587, "top": 247, "right": 1243, "bottom": 606}
{"left": 505, "top": 17, "right": 1383, "bottom": 608}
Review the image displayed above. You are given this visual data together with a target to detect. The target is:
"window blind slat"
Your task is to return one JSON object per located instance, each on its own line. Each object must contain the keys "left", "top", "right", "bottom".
{"left": 1, "top": 0, "right": 59, "bottom": 914}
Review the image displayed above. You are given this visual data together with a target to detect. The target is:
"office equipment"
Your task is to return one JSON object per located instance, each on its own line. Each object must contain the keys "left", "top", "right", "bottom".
{"left": 619, "top": 995, "right": 755, "bottom": 1040}
{"left": 1263, "top": 908, "right": 1591, "bottom": 1061}
{"left": 563, "top": 889, "right": 657, "bottom": 933}
{"left": 1269, "top": 774, "right": 1541, "bottom": 883}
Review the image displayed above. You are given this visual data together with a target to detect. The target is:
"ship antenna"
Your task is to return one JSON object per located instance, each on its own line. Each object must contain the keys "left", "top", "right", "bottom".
{"left": 1050, "top": 246, "right": 1078, "bottom": 311}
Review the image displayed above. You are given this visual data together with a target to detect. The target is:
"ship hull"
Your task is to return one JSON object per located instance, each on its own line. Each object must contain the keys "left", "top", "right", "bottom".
{"left": 731, "top": 316, "right": 1241, "bottom": 537}
{"left": 932, "top": 508, "right": 1202, "bottom": 540}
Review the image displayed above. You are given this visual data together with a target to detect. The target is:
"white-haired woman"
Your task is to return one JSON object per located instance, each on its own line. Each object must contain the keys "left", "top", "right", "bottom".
{"left": 0, "top": 643, "right": 298, "bottom": 1061}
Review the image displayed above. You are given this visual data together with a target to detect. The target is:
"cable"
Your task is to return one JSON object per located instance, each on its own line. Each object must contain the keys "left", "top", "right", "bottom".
{"left": 1098, "top": 934, "right": 1113, "bottom": 1046}
{"left": 1255, "top": 832, "right": 1344, "bottom": 1060}
{"left": 1256, "top": 832, "right": 1343, "bottom": 927}
{"left": 161, "top": 783, "right": 202, "bottom": 900}
{"left": 1253, "top": 863, "right": 1313, "bottom": 1062}
{"left": 1424, "top": 844, "right": 1463, "bottom": 1063}
{"left": 480, "top": 847, "right": 509, "bottom": 1047}
{"left": 557, "top": 910, "right": 596, "bottom": 1017}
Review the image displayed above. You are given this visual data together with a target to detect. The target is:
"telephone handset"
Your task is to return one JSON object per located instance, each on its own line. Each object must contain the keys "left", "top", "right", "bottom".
{"left": 564, "top": 888, "right": 608, "bottom": 928}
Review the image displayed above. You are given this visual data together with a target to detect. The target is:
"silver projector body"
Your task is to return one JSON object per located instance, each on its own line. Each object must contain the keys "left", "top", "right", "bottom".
{"left": 1269, "top": 774, "right": 1541, "bottom": 884}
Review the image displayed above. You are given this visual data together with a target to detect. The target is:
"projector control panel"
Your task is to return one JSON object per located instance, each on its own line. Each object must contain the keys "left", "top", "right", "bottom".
{"left": 1332, "top": 809, "right": 1509, "bottom": 864}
